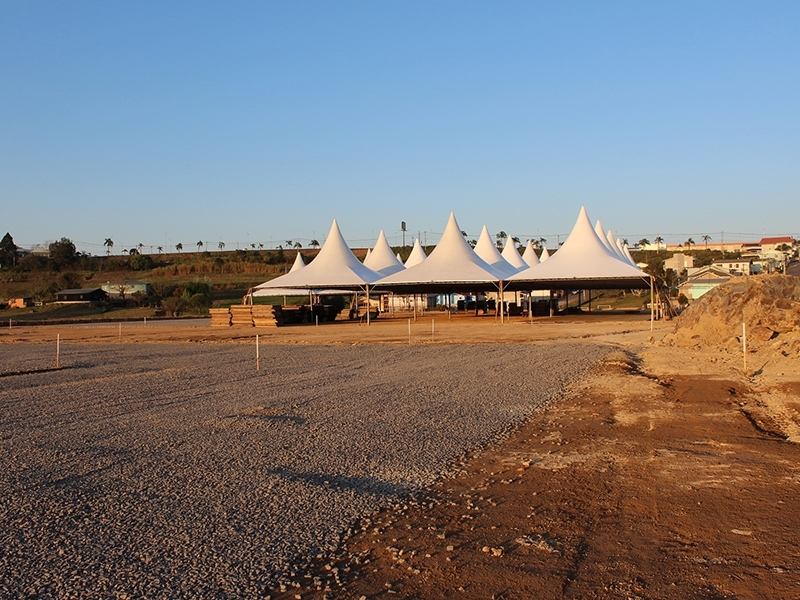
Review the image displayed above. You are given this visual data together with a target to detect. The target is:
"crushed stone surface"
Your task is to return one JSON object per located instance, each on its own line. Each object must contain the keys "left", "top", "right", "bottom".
{"left": 0, "top": 342, "right": 607, "bottom": 598}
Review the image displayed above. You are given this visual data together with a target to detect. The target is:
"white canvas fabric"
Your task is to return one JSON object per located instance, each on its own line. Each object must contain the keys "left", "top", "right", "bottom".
{"left": 595, "top": 220, "right": 617, "bottom": 255}
{"left": 540, "top": 246, "right": 550, "bottom": 261}
{"left": 623, "top": 244, "right": 637, "bottom": 266}
{"left": 363, "top": 230, "right": 405, "bottom": 276}
{"left": 508, "top": 207, "right": 648, "bottom": 287}
{"left": 289, "top": 252, "right": 305, "bottom": 273}
{"left": 501, "top": 239, "right": 528, "bottom": 270}
{"left": 522, "top": 240, "right": 540, "bottom": 266}
{"left": 374, "top": 213, "right": 506, "bottom": 289}
{"left": 404, "top": 238, "right": 427, "bottom": 268}
{"left": 364, "top": 248, "right": 371, "bottom": 262}
{"left": 474, "top": 226, "right": 518, "bottom": 277}
{"left": 606, "top": 230, "right": 627, "bottom": 261}
{"left": 254, "top": 219, "right": 381, "bottom": 290}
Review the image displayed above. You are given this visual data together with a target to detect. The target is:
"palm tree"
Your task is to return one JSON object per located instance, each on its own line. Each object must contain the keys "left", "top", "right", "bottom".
{"left": 310, "top": 239, "right": 320, "bottom": 249}
{"left": 157, "top": 246, "right": 163, "bottom": 254}
{"left": 533, "top": 237, "right": 547, "bottom": 250}
{"left": 685, "top": 238, "right": 695, "bottom": 251}
{"left": 702, "top": 234, "right": 712, "bottom": 249}
{"left": 637, "top": 238, "right": 650, "bottom": 249}
{"left": 218, "top": 241, "right": 225, "bottom": 251}
{"left": 104, "top": 238, "right": 114, "bottom": 255}
{"left": 258, "top": 243, "right": 264, "bottom": 249}
{"left": 511, "top": 236, "right": 521, "bottom": 248}
{"left": 175, "top": 243, "right": 183, "bottom": 253}
{"left": 137, "top": 243, "right": 144, "bottom": 254}
{"left": 654, "top": 236, "right": 664, "bottom": 250}
{"left": 293, "top": 241, "right": 302, "bottom": 249}
{"left": 196, "top": 240, "right": 203, "bottom": 252}
{"left": 495, "top": 230, "right": 507, "bottom": 249}
{"left": 251, "top": 243, "right": 256, "bottom": 249}
{"left": 622, "top": 238, "right": 629, "bottom": 247}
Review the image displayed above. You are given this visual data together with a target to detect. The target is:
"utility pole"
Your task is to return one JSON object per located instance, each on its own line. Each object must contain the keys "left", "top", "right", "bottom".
{"left": 401, "top": 221, "right": 406, "bottom": 248}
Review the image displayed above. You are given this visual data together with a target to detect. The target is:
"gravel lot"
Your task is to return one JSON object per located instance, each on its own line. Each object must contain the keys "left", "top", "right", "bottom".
{"left": 0, "top": 342, "right": 607, "bottom": 598}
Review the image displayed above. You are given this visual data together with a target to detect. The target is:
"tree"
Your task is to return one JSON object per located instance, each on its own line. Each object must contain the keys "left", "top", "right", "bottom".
{"left": 251, "top": 243, "right": 256, "bottom": 249}
{"left": 293, "top": 241, "right": 302, "bottom": 249}
{"left": 0, "top": 232, "right": 17, "bottom": 268}
{"left": 285, "top": 240, "right": 293, "bottom": 248}
{"left": 130, "top": 254, "right": 153, "bottom": 271}
{"left": 702, "top": 234, "right": 712, "bottom": 249}
{"left": 622, "top": 238, "right": 629, "bottom": 247}
{"left": 258, "top": 243, "right": 264, "bottom": 249}
{"left": 104, "top": 238, "right": 114, "bottom": 256}
{"left": 157, "top": 246, "right": 163, "bottom": 253}
{"left": 511, "top": 236, "right": 521, "bottom": 248}
{"left": 137, "top": 243, "right": 144, "bottom": 254}
{"left": 685, "top": 238, "right": 695, "bottom": 251}
{"left": 128, "top": 248, "right": 139, "bottom": 255}
{"left": 654, "top": 236, "right": 664, "bottom": 249}
{"left": 196, "top": 240, "right": 203, "bottom": 252}
{"left": 495, "top": 230, "right": 507, "bottom": 249}
{"left": 49, "top": 238, "right": 78, "bottom": 268}
{"left": 218, "top": 241, "right": 225, "bottom": 251}
{"left": 175, "top": 243, "right": 183, "bottom": 252}
{"left": 310, "top": 239, "right": 320, "bottom": 249}
{"left": 533, "top": 237, "right": 547, "bottom": 250}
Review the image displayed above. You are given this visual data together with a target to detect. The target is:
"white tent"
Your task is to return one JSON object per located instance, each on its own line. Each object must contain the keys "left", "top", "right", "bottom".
{"left": 404, "top": 238, "right": 427, "bottom": 268}
{"left": 606, "top": 230, "right": 627, "bottom": 262}
{"left": 363, "top": 230, "right": 405, "bottom": 277}
{"left": 474, "top": 226, "right": 518, "bottom": 277}
{"left": 594, "top": 220, "right": 618, "bottom": 256}
{"left": 501, "top": 239, "right": 528, "bottom": 270}
{"left": 254, "top": 219, "right": 381, "bottom": 291}
{"left": 522, "top": 240, "right": 540, "bottom": 266}
{"left": 540, "top": 246, "right": 551, "bottom": 261}
{"left": 374, "top": 213, "right": 506, "bottom": 293}
{"left": 507, "top": 207, "right": 650, "bottom": 290}
{"left": 289, "top": 252, "right": 305, "bottom": 272}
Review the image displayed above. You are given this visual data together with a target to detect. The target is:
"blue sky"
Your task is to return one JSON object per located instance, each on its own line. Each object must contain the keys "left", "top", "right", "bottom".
{"left": 2, "top": 1, "right": 798, "bottom": 254}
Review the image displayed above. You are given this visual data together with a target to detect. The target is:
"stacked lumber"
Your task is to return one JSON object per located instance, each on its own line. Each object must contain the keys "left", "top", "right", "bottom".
{"left": 252, "top": 305, "right": 278, "bottom": 327}
{"left": 273, "top": 305, "right": 309, "bottom": 326}
{"left": 209, "top": 308, "right": 232, "bottom": 327}
{"left": 229, "top": 305, "right": 254, "bottom": 327}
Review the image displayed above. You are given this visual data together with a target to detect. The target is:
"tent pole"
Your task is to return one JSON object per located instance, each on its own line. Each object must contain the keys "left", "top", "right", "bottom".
{"left": 650, "top": 277, "right": 654, "bottom": 331}
{"left": 366, "top": 284, "right": 370, "bottom": 326}
{"left": 529, "top": 291, "right": 532, "bottom": 324}
{"left": 500, "top": 281, "right": 504, "bottom": 324}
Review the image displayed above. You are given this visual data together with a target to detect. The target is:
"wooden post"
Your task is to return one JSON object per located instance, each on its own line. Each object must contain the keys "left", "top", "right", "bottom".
{"left": 431, "top": 318, "right": 434, "bottom": 340}
{"left": 366, "top": 284, "right": 370, "bottom": 326}
{"left": 119, "top": 322, "right": 122, "bottom": 341}
{"left": 408, "top": 318, "right": 411, "bottom": 344}
{"left": 500, "top": 281, "right": 505, "bottom": 324}
{"left": 256, "top": 334, "right": 260, "bottom": 371}
{"left": 529, "top": 292, "right": 533, "bottom": 324}
{"left": 56, "top": 334, "right": 60, "bottom": 369}
{"left": 742, "top": 322, "right": 747, "bottom": 373}
{"left": 650, "top": 277, "right": 654, "bottom": 331}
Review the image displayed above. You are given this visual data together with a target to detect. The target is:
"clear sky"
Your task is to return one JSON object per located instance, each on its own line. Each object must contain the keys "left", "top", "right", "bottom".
{"left": 2, "top": 1, "right": 798, "bottom": 254}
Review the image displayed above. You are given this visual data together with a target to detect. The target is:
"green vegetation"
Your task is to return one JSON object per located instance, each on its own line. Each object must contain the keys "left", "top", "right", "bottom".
{"left": 0, "top": 234, "right": 320, "bottom": 320}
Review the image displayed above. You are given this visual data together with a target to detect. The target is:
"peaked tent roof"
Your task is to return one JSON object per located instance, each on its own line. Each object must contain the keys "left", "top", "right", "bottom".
{"left": 522, "top": 240, "right": 540, "bottom": 266}
{"left": 606, "top": 230, "right": 627, "bottom": 262}
{"left": 474, "top": 226, "right": 519, "bottom": 277}
{"left": 507, "top": 207, "right": 650, "bottom": 290}
{"left": 404, "top": 238, "right": 427, "bottom": 268}
{"left": 254, "top": 219, "right": 381, "bottom": 290}
{"left": 289, "top": 252, "right": 305, "bottom": 273}
{"left": 595, "top": 220, "right": 617, "bottom": 256}
{"left": 374, "top": 213, "right": 506, "bottom": 292}
{"left": 540, "top": 246, "right": 550, "bottom": 261}
{"left": 501, "top": 239, "right": 528, "bottom": 270}
{"left": 363, "top": 230, "right": 405, "bottom": 276}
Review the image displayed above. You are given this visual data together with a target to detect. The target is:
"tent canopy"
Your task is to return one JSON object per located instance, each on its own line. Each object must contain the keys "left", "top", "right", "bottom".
{"left": 374, "top": 213, "right": 506, "bottom": 293}
{"left": 506, "top": 207, "right": 650, "bottom": 291}
{"left": 254, "top": 219, "right": 381, "bottom": 291}
{"left": 404, "top": 238, "right": 428, "bottom": 268}
{"left": 363, "top": 230, "right": 405, "bottom": 276}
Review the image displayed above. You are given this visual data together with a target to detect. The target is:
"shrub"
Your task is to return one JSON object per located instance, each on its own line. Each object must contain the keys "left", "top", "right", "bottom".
{"left": 130, "top": 254, "right": 154, "bottom": 271}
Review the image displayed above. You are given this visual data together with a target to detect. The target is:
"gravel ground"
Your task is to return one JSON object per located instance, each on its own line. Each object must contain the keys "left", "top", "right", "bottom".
{"left": 0, "top": 342, "right": 607, "bottom": 599}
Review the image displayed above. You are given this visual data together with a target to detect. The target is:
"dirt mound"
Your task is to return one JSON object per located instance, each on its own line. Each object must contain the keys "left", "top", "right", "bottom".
{"left": 666, "top": 274, "right": 800, "bottom": 351}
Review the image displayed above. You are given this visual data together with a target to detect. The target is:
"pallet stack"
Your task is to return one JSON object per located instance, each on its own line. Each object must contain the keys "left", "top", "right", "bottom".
{"left": 209, "top": 308, "right": 232, "bottom": 327}
{"left": 229, "top": 305, "right": 254, "bottom": 327}
{"left": 252, "top": 305, "right": 278, "bottom": 327}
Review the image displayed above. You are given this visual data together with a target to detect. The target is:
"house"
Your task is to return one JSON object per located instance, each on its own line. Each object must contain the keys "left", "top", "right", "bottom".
{"left": 711, "top": 258, "right": 753, "bottom": 276}
{"left": 679, "top": 265, "right": 732, "bottom": 301}
{"left": 101, "top": 280, "right": 150, "bottom": 299}
{"left": 664, "top": 253, "right": 694, "bottom": 273}
{"left": 758, "top": 236, "right": 795, "bottom": 263}
{"left": 7, "top": 297, "right": 33, "bottom": 309}
{"left": 55, "top": 288, "right": 108, "bottom": 304}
